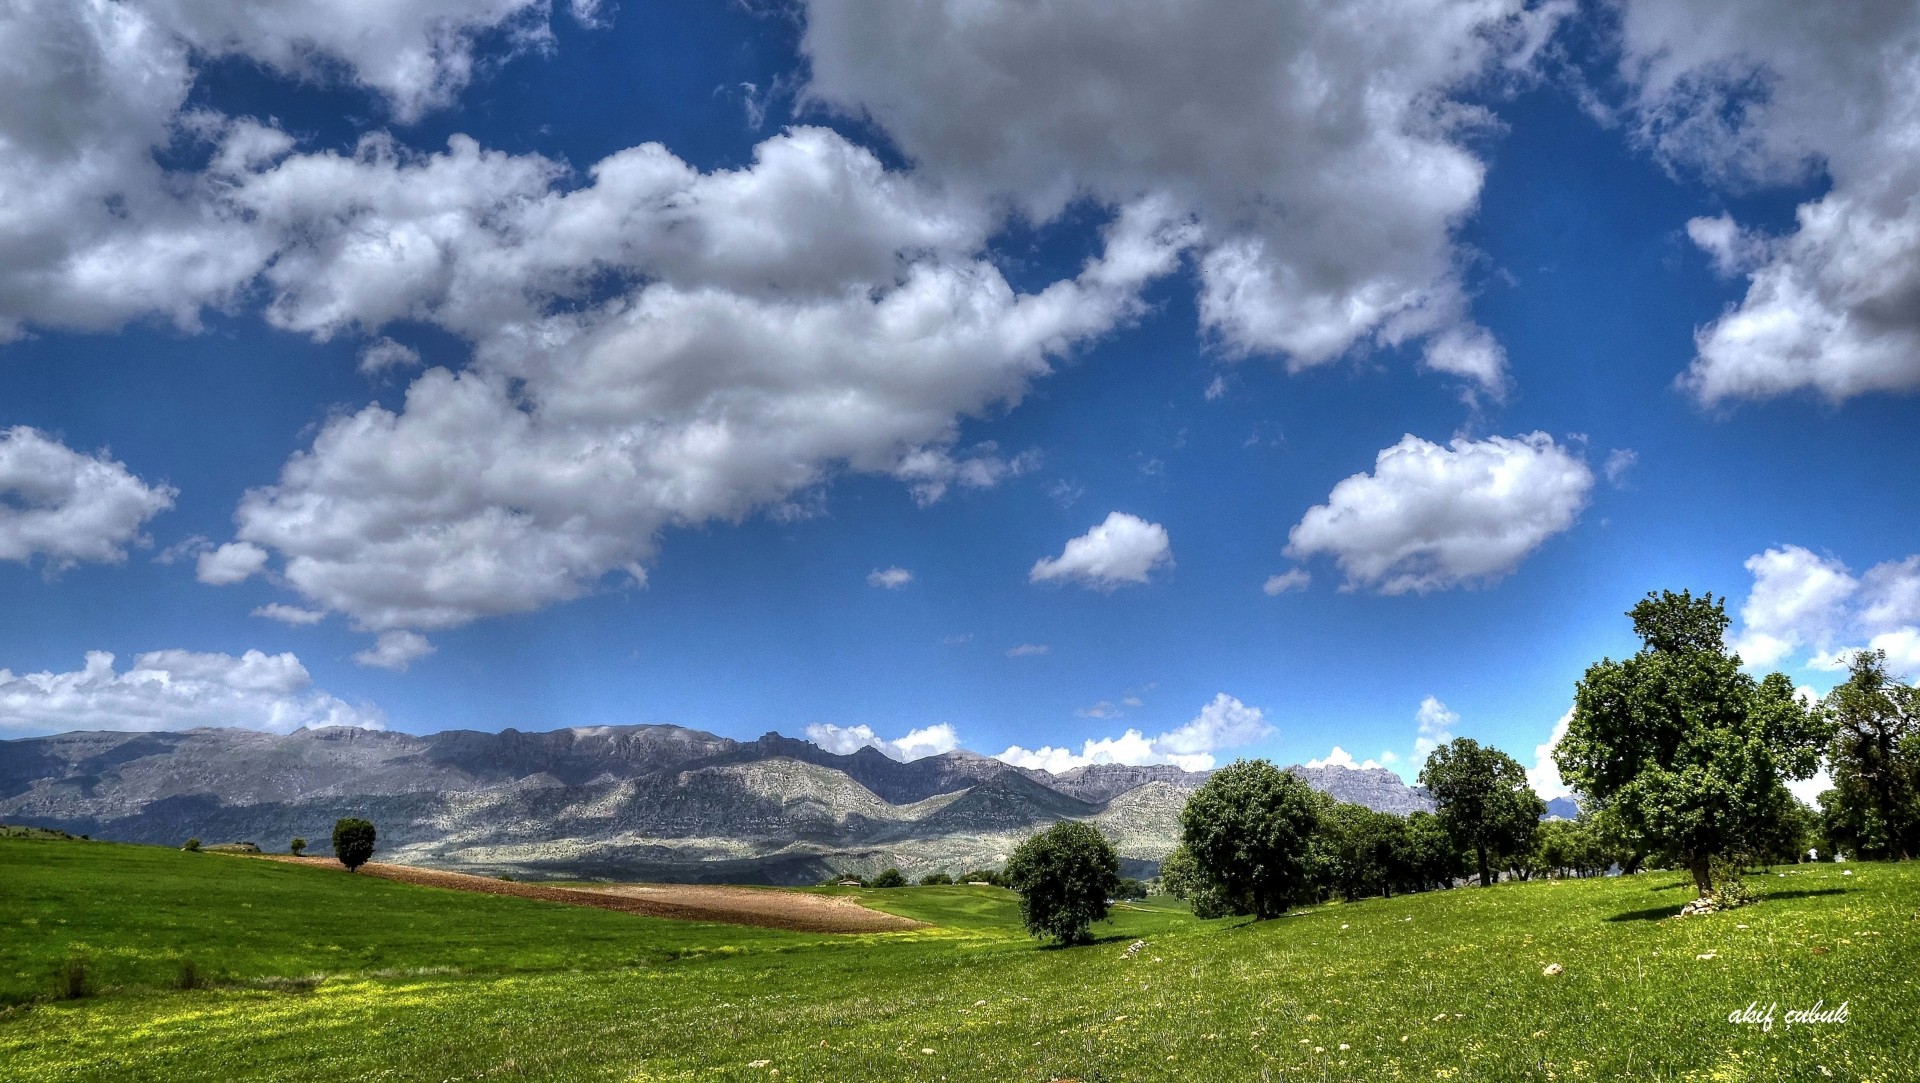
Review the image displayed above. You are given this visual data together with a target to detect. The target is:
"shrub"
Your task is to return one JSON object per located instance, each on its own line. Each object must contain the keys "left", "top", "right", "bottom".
{"left": 1708, "top": 855, "right": 1757, "bottom": 910}
{"left": 331, "top": 818, "right": 377, "bottom": 872}
{"left": 289, "top": 837, "right": 307, "bottom": 856}
{"left": 182, "top": 837, "right": 201, "bottom": 852}
{"left": 1005, "top": 821, "right": 1120, "bottom": 946}
{"left": 174, "top": 959, "right": 206, "bottom": 991}
{"left": 871, "top": 867, "right": 907, "bottom": 888}
{"left": 919, "top": 871, "right": 954, "bottom": 886}
{"left": 959, "top": 868, "right": 1004, "bottom": 887}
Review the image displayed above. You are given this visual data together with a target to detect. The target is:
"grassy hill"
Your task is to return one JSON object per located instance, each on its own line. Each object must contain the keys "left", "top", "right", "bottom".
{"left": 2, "top": 836, "right": 1913, "bottom": 1081}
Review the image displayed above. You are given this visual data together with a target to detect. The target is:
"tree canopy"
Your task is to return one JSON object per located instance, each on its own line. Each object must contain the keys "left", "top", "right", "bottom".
{"left": 1420, "top": 737, "right": 1545, "bottom": 887}
{"left": 1004, "top": 821, "right": 1120, "bottom": 945}
{"left": 331, "top": 818, "right": 376, "bottom": 872}
{"left": 1821, "top": 648, "right": 1920, "bottom": 859}
{"left": 1179, "top": 759, "right": 1323, "bottom": 919}
{"left": 1554, "top": 589, "right": 1826, "bottom": 894}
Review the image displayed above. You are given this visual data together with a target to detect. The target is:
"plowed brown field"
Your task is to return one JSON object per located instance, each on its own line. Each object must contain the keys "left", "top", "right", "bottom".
{"left": 262, "top": 856, "right": 923, "bottom": 933}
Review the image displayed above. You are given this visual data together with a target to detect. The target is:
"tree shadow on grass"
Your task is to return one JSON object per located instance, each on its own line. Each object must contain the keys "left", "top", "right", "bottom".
{"left": 1609, "top": 888, "right": 1849, "bottom": 922}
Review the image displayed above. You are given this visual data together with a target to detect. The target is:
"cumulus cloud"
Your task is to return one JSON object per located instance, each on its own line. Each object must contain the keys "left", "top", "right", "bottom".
{"left": 998, "top": 692, "right": 1270, "bottom": 773}
{"left": 0, "top": 427, "right": 176, "bottom": 571}
{"left": 0, "top": 649, "right": 382, "bottom": 735}
{"left": 196, "top": 542, "right": 269, "bottom": 586}
{"left": 1262, "top": 569, "right": 1311, "bottom": 595}
{"left": 215, "top": 134, "right": 1192, "bottom": 631}
{"left": 352, "top": 630, "right": 436, "bottom": 672}
{"left": 0, "top": 0, "right": 583, "bottom": 344}
{"left": 866, "top": 567, "right": 913, "bottom": 590}
{"left": 1731, "top": 545, "right": 1920, "bottom": 677}
{"left": 1526, "top": 708, "right": 1573, "bottom": 801}
{"left": 803, "top": 722, "right": 959, "bottom": 762}
{"left": 1414, "top": 695, "right": 1459, "bottom": 760}
{"left": 1285, "top": 432, "right": 1592, "bottom": 594}
{"left": 1304, "top": 746, "right": 1385, "bottom": 771}
{"left": 1612, "top": 1, "right": 1920, "bottom": 403}
{"left": 1029, "top": 512, "right": 1173, "bottom": 590}
{"left": 802, "top": 0, "right": 1566, "bottom": 395}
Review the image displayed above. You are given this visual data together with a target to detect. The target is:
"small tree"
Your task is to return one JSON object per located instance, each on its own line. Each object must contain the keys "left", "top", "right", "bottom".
{"left": 289, "top": 837, "right": 307, "bottom": 856}
{"left": 871, "top": 867, "right": 907, "bottom": 888}
{"left": 1420, "top": 738, "right": 1545, "bottom": 887}
{"left": 1555, "top": 590, "right": 1827, "bottom": 896}
{"left": 331, "top": 818, "right": 376, "bottom": 872}
{"left": 918, "top": 871, "right": 954, "bottom": 886}
{"left": 1180, "top": 759, "right": 1325, "bottom": 919}
{"left": 1004, "top": 821, "right": 1120, "bottom": 945}
{"left": 182, "top": 837, "right": 201, "bottom": 853}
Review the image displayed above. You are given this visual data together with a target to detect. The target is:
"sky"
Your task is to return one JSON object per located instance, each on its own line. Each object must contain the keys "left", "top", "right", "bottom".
{"left": 2, "top": 0, "right": 1917, "bottom": 802}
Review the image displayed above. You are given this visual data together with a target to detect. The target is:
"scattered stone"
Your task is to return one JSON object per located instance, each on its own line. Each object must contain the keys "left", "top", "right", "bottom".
{"left": 1542, "top": 963, "right": 1564, "bottom": 977}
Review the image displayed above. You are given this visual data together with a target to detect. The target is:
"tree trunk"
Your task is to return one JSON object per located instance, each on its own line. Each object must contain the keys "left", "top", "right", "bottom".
{"left": 1689, "top": 853, "right": 1712, "bottom": 897}
{"left": 1477, "top": 845, "right": 1491, "bottom": 887}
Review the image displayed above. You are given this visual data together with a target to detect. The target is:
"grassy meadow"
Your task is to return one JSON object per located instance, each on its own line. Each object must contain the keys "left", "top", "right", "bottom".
{"left": 2, "top": 836, "right": 1914, "bottom": 1081}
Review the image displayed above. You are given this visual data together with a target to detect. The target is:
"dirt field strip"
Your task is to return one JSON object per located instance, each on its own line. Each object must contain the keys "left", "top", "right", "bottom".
{"left": 258, "top": 856, "right": 924, "bottom": 933}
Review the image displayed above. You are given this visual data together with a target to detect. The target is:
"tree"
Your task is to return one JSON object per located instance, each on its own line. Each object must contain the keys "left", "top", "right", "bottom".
{"left": 1554, "top": 590, "right": 1827, "bottom": 896}
{"left": 1114, "top": 877, "right": 1148, "bottom": 900}
{"left": 1420, "top": 738, "right": 1545, "bottom": 887}
{"left": 918, "top": 871, "right": 954, "bottom": 886}
{"left": 871, "top": 867, "right": 907, "bottom": 888}
{"left": 1320, "top": 801, "right": 1404, "bottom": 900}
{"left": 1004, "top": 821, "right": 1120, "bottom": 945}
{"left": 331, "top": 818, "right": 376, "bottom": 872}
{"left": 958, "top": 868, "right": 1004, "bottom": 887}
{"left": 1821, "top": 649, "right": 1920, "bottom": 860}
{"left": 182, "top": 837, "right": 201, "bottom": 853}
{"left": 1394, "top": 810, "right": 1466, "bottom": 892}
{"left": 1180, "top": 760, "right": 1324, "bottom": 919}
{"left": 289, "top": 837, "right": 307, "bottom": 856}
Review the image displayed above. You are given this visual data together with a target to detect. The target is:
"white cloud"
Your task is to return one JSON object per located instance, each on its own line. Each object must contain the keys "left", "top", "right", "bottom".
{"left": 0, "top": 649, "right": 382, "bottom": 735}
{"left": 1203, "top": 376, "right": 1228, "bottom": 401}
{"left": 1603, "top": 449, "right": 1638, "bottom": 488}
{"left": 1526, "top": 708, "right": 1573, "bottom": 802}
{"left": 1304, "top": 746, "right": 1384, "bottom": 771}
{"left": 1262, "top": 569, "right": 1311, "bottom": 595}
{"left": 352, "top": 630, "right": 435, "bottom": 672}
{"left": 252, "top": 603, "right": 326, "bottom": 626}
{"left": 998, "top": 692, "right": 1270, "bottom": 773}
{"left": 1731, "top": 546, "right": 1858, "bottom": 667}
{"left": 866, "top": 567, "right": 913, "bottom": 590}
{"left": 218, "top": 132, "right": 1190, "bottom": 631}
{"left": 1729, "top": 546, "right": 1920, "bottom": 678}
{"left": 801, "top": 0, "right": 1566, "bottom": 396}
{"left": 1029, "top": 512, "right": 1173, "bottom": 590}
{"left": 143, "top": 0, "right": 564, "bottom": 123}
{"left": 804, "top": 722, "right": 959, "bottom": 762}
{"left": 1285, "top": 432, "right": 1592, "bottom": 594}
{"left": 0, "top": 427, "right": 176, "bottom": 570}
{"left": 358, "top": 337, "right": 423, "bottom": 375}
{"left": 196, "top": 542, "right": 269, "bottom": 586}
{"left": 1413, "top": 695, "right": 1459, "bottom": 760}
{"left": 1005, "top": 643, "right": 1051, "bottom": 658}
{"left": 893, "top": 444, "right": 1041, "bottom": 506}
{"left": 0, "top": 0, "right": 581, "bottom": 344}
{"left": 1613, "top": 1, "right": 1920, "bottom": 403}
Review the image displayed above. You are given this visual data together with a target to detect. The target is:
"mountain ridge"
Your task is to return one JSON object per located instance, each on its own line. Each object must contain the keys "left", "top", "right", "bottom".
{"left": 0, "top": 723, "right": 1436, "bottom": 884}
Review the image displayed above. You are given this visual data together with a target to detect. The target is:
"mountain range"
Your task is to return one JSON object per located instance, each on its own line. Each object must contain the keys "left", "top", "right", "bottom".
{"left": 0, "top": 724, "right": 1435, "bottom": 884}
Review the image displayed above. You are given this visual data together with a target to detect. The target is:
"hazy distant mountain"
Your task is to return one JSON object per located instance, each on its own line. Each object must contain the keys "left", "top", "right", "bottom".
{"left": 0, "top": 723, "right": 1436, "bottom": 884}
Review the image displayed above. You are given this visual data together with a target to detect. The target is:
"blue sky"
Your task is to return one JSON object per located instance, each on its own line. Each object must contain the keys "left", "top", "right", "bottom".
{"left": 2, "top": 0, "right": 1917, "bottom": 799}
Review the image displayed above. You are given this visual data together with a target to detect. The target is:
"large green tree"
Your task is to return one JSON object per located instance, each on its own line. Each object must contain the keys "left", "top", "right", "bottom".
{"left": 1179, "top": 760, "right": 1324, "bottom": 919}
{"left": 331, "top": 818, "right": 376, "bottom": 872}
{"left": 1419, "top": 738, "right": 1545, "bottom": 887}
{"left": 1820, "top": 649, "right": 1920, "bottom": 860}
{"left": 1004, "top": 821, "right": 1120, "bottom": 945}
{"left": 1554, "top": 590, "right": 1826, "bottom": 895}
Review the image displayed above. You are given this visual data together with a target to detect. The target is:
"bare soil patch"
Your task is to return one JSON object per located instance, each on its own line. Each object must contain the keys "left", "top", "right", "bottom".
{"left": 259, "top": 856, "right": 922, "bottom": 933}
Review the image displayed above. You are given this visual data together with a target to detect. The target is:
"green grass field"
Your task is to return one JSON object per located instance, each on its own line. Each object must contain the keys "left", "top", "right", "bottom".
{"left": 3, "top": 837, "right": 1913, "bottom": 1081}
